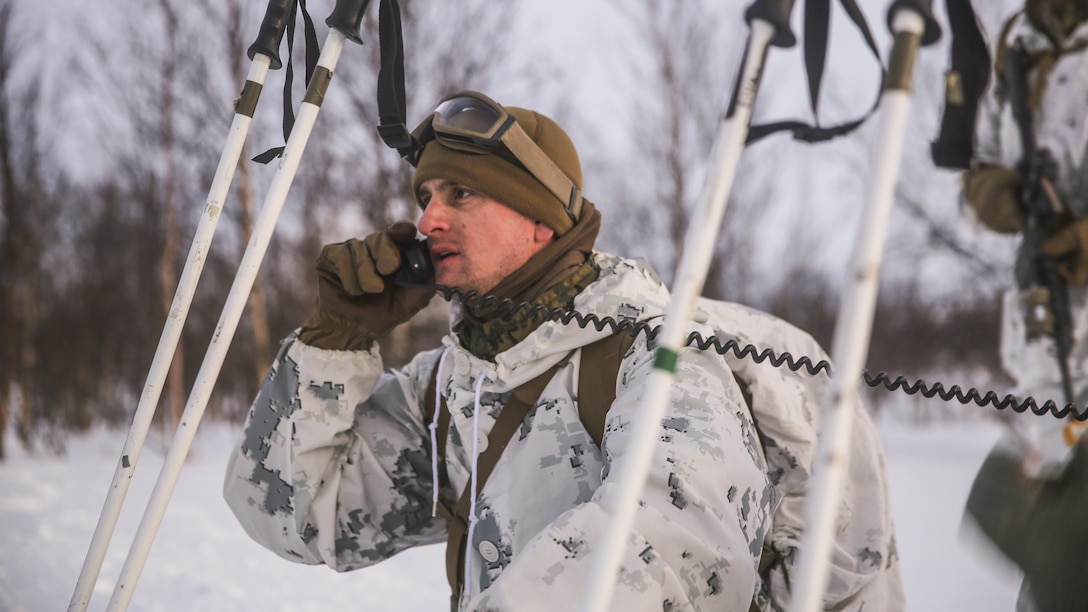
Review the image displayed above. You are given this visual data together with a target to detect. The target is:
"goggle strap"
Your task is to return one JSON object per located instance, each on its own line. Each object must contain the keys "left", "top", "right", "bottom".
{"left": 375, "top": 0, "right": 423, "bottom": 162}
{"left": 501, "top": 124, "right": 583, "bottom": 223}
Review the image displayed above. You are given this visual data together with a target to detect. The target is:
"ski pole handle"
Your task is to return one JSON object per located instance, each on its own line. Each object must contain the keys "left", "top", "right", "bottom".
{"left": 887, "top": 0, "right": 941, "bottom": 45}
{"left": 326, "top": 0, "right": 372, "bottom": 44}
{"left": 745, "top": 0, "right": 797, "bottom": 47}
{"left": 248, "top": 0, "right": 294, "bottom": 69}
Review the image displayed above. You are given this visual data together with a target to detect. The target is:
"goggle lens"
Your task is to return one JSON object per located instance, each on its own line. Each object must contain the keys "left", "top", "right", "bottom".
{"left": 433, "top": 97, "right": 503, "bottom": 136}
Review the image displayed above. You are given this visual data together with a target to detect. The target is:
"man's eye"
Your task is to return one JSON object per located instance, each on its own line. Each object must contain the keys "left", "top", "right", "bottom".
{"left": 453, "top": 187, "right": 473, "bottom": 200}
{"left": 419, "top": 193, "right": 431, "bottom": 209}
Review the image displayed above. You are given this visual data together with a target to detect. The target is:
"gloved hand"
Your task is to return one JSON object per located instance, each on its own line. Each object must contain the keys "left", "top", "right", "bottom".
{"left": 962, "top": 163, "right": 1024, "bottom": 233}
{"left": 1042, "top": 217, "right": 1088, "bottom": 285}
{"left": 298, "top": 222, "right": 435, "bottom": 351}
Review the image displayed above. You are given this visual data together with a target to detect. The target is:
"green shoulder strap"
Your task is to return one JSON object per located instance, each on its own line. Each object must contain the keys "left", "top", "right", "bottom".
{"left": 423, "top": 355, "right": 564, "bottom": 607}
{"left": 579, "top": 330, "right": 769, "bottom": 610}
{"left": 576, "top": 331, "right": 755, "bottom": 445}
{"left": 576, "top": 332, "right": 637, "bottom": 447}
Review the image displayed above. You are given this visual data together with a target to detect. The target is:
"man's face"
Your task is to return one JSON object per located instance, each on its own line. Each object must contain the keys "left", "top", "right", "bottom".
{"left": 417, "top": 179, "right": 555, "bottom": 294}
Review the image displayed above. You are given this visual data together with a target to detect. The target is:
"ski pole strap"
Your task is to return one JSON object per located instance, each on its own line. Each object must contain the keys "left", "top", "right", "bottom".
{"left": 375, "top": 0, "right": 419, "bottom": 158}
{"left": 744, "top": 0, "right": 883, "bottom": 144}
{"left": 930, "top": 0, "right": 991, "bottom": 170}
{"left": 253, "top": 0, "right": 321, "bottom": 164}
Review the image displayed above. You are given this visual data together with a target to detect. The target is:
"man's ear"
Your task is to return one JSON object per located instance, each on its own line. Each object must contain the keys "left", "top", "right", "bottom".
{"left": 533, "top": 221, "right": 556, "bottom": 244}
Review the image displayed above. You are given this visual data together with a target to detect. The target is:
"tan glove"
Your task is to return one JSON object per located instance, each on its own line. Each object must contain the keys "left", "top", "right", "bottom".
{"left": 1041, "top": 217, "right": 1088, "bottom": 285}
{"left": 298, "top": 222, "right": 435, "bottom": 351}
{"left": 962, "top": 163, "right": 1025, "bottom": 233}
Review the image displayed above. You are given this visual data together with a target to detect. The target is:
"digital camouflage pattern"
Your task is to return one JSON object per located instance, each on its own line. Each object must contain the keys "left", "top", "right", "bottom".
{"left": 697, "top": 300, "right": 903, "bottom": 610}
{"left": 455, "top": 259, "right": 600, "bottom": 360}
{"left": 224, "top": 252, "right": 903, "bottom": 611}
{"left": 974, "top": 14, "right": 1088, "bottom": 404}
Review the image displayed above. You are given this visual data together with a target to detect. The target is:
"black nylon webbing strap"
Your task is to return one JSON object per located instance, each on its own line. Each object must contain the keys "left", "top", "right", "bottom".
{"left": 803, "top": 0, "right": 831, "bottom": 118}
{"left": 253, "top": 0, "right": 321, "bottom": 164}
{"left": 745, "top": 0, "right": 883, "bottom": 145}
{"left": 930, "top": 0, "right": 991, "bottom": 170}
{"left": 375, "top": 0, "right": 419, "bottom": 157}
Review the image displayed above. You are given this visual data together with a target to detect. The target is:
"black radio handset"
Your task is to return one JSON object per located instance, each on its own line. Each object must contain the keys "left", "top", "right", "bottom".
{"left": 393, "top": 239, "right": 434, "bottom": 286}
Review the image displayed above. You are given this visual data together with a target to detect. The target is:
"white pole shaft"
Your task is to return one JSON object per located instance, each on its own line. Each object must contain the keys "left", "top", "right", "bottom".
{"left": 788, "top": 10, "right": 925, "bottom": 612}
{"left": 104, "top": 31, "right": 346, "bottom": 612}
{"left": 578, "top": 20, "right": 776, "bottom": 612}
{"left": 68, "top": 54, "right": 272, "bottom": 612}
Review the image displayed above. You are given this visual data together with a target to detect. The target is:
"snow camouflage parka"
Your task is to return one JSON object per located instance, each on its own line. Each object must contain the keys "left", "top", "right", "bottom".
{"left": 223, "top": 252, "right": 904, "bottom": 611}
{"left": 974, "top": 13, "right": 1088, "bottom": 406}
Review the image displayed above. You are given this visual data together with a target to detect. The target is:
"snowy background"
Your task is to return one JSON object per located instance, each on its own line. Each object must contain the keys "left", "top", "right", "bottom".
{"left": 0, "top": 411, "right": 1029, "bottom": 612}
{"left": 0, "top": 0, "right": 1047, "bottom": 610}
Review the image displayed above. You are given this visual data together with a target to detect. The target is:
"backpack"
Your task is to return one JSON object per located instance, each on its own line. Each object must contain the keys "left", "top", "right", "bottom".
{"left": 424, "top": 299, "right": 896, "bottom": 610}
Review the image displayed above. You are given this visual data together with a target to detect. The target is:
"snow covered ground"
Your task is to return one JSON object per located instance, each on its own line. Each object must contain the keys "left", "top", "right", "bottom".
{"left": 0, "top": 415, "right": 1025, "bottom": 611}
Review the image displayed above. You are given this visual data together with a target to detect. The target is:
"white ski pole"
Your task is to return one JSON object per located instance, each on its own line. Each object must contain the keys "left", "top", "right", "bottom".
{"left": 789, "top": 3, "right": 939, "bottom": 611}
{"left": 102, "top": 1, "right": 371, "bottom": 608}
{"left": 68, "top": 1, "right": 294, "bottom": 609}
{"left": 578, "top": 2, "right": 797, "bottom": 610}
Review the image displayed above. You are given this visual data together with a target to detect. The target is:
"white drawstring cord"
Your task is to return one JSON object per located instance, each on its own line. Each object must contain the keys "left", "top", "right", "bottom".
{"left": 429, "top": 349, "right": 451, "bottom": 518}
{"left": 464, "top": 371, "right": 488, "bottom": 600}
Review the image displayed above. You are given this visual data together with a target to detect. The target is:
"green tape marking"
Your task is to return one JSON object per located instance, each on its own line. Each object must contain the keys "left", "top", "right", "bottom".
{"left": 653, "top": 348, "right": 679, "bottom": 373}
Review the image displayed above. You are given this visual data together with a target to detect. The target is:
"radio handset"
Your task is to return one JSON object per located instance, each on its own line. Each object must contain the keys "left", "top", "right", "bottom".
{"left": 393, "top": 239, "right": 434, "bottom": 286}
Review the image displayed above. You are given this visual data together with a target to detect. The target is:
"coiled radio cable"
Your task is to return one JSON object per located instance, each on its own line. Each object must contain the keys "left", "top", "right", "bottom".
{"left": 403, "top": 280, "right": 1088, "bottom": 422}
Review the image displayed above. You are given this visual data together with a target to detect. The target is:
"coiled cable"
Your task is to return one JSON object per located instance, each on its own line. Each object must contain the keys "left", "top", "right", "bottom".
{"left": 404, "top": 281, "right": 1088, "bottom": 422}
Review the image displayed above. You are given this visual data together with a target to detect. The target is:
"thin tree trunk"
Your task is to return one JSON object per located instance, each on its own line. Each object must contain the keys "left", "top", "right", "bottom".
{"left": 236, "top": 156, "right": 273, "bottom": 381}
{"left": 0, "top": 1, "right": 28, "bottom": 455}
{"left": 158, "top": 0, "right": 185, "bottom": 429}
{"left": 228, "top": 2, "right": 273, "bottom": 383}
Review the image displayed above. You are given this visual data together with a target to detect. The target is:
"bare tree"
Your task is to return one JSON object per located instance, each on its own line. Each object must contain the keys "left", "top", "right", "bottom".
{"left": 224, "top": 0, "right": 273, "bottom": 384}
{"left": 154, "top": 0, "right": 188, "bottom": 428}
{"left": 46, "top": 0, "right": 240, "bottom": 432}
{"left": 0, "top": 1, "right": 44, "bottom": 456}
{"left": 599, "top": 0, "right": 789, "bottom": 303}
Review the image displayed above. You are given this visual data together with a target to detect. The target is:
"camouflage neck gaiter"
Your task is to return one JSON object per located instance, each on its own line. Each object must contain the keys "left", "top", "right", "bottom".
{"left": 455, "top": 200, "right": 602, "bottom": 361}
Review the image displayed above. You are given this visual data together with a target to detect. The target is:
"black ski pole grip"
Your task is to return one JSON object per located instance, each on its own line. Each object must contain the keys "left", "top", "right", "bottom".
{"left": 248, "top": 0, "right": 294, "bottom": 69}
{"left": 745, "top": 0, "right": 797, "bottom": 48}
{"left": 326, "top": 0, "right": 373, "bottom": 44}
{"left": 888, "top": 0, "right": 941, "bottom": 45}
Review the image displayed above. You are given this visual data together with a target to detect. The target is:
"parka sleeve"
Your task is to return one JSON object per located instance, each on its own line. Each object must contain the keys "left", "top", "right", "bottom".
{"left": 223, "top": 333, "right": 447, "bottom": 571}
{"left": 470, "top": 334, "right": 772, "bottom": 611}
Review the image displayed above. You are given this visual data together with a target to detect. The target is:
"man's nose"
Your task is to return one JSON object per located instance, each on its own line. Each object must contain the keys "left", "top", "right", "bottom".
{"left": 418, "top": 196, "right": 449, "bottom": 236}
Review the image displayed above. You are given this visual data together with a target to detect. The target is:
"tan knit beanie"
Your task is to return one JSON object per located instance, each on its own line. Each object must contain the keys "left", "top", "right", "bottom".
{"left": 411, "top": 104, "right": 582, "bottom": 236}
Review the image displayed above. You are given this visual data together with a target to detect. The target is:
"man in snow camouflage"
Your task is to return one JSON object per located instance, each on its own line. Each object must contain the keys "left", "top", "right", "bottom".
{"left": 223, "top": 90, "right": 903, "bottom": 610}
{"left": 960, "top": 1, "right": 1088, "bottom": 610}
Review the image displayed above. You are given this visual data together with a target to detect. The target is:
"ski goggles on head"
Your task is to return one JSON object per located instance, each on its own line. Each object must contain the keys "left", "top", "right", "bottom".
{"left": 412, "top": 91, "right": 583, "bottom": 223}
